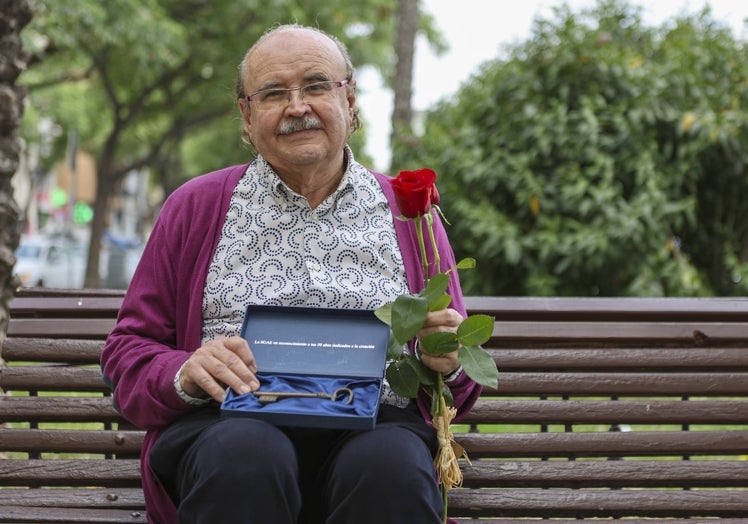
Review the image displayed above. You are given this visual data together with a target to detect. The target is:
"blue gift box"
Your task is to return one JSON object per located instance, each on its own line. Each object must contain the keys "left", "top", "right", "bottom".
{"left": 221, "top": 305, "right": 390, "bottom": 430}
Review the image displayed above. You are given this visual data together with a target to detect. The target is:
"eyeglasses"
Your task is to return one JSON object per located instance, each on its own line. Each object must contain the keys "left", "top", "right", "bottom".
{"left": 245, "top": 80, "right": 349, "bottom": 111}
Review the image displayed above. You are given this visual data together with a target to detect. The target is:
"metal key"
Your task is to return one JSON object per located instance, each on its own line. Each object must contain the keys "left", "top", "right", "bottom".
{"left": 253, "top": 387, "right": 354, "bottom": 405}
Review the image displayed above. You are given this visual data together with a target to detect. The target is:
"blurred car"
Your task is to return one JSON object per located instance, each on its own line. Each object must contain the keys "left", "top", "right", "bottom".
{"left": 14, "top": 233, "right": 143, "bottom": 289}
{"left": 101, "top": 232, "right": 143, "bottom": 288}
{"left": 14, "top": 235, "right": 87, "bottom": 288}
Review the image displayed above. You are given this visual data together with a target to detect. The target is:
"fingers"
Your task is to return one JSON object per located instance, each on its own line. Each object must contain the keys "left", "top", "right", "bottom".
{"left": 418, "top": 308, "right": 463, "bottom": 337}
{"left": 417, "top": 308, "right": 463, "bottom": 375}
{"left": 418, "top": 348, "right": 460, "bottom": 375}
{"left": 179, "top": 336, "right": 259, "bottom": 402}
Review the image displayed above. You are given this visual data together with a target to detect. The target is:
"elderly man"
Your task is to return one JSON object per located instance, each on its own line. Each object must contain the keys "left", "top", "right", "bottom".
{"left": 101, "top": 24, "right": 480, "bottom": 524}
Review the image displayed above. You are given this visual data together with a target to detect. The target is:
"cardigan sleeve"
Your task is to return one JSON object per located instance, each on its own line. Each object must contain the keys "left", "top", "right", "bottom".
{"left": 100, "top": 200, "right": 197, "bottom": 430}
{"left": 100, "top": 165, "right": 247, "bottom": 430}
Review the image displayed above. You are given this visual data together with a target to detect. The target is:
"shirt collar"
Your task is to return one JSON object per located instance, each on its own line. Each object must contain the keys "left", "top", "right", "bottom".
{"left": 257, "top": 146, "right": 357, "bottom": 212}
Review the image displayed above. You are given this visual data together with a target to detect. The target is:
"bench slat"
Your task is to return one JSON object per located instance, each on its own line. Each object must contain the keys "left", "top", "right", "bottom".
{"left": 2, "top": 338, "right": 104, "bottom": 363}
{"left": 459, "top": 460, "right": 748, "bottom": 488}
{"left": 489, "top": 320, "right": 748, "bottom": 342}
{"left": 463, "top": 296, "right": 748, "bottom": 320}
{"left": 0, "top": 506, "right": 145, "bottom": 524}
{"left": 0, "top": 459, "right": 140, "bottom": 486}
{"left": 0, "top": 367, "right": 110, "bottom": 392}
{"left": 0, "top": 488, "right": 145, "bottom": 508}
{"left": 457, "top": 430, "right": 748, "bottom": 457}
{"left": 448, "top": 488, "right": 748, "bottom": 518}
{"left": 0, "top": 429, "right": 143, "bottom": 455}
{"left": 490, "top": 347, "right": 748, "bottom": 370}
{"left": 452, "top": 521, "right": 748, "bottom": 524}
{"left": 462, "top": 399, "right": 748, "bottom": 424}
{"left": 0, "top": 396, "right": 121, "bottom": 423}
{"left": 8, "top": 295, "right": 123, "bottom": 317}
{"left": 7, "top": 318, "right": 116, "bottom": 339}
{"left": 489, "top": 371, "right": 748, "bottom": 396}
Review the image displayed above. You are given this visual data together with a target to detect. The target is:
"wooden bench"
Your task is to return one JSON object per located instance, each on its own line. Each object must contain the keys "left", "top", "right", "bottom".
{"left": 2, "top": 289, "right": 748, "bottom": 523}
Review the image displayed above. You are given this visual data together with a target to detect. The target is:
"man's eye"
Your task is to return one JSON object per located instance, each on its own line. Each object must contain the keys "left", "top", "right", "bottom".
{"left": 305, "top": 82, "right": 330, "bottom": 93}
{"left": 262, "top": 90, "right": 286, "bottom": 100}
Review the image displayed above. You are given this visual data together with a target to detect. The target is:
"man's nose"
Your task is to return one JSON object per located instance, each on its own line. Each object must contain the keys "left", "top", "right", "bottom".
{"left": 286, "top": 88, "right": 310, "bottom": 111}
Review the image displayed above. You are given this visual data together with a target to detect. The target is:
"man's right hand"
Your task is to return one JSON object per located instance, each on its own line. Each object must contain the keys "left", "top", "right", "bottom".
{"left": 178, "top": 336, "right": 259, "bottom": 402}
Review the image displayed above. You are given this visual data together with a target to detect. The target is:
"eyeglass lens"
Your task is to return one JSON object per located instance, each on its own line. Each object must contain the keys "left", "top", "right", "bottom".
{"left": 250, "top": 81, "right": 344, "bottom": 110}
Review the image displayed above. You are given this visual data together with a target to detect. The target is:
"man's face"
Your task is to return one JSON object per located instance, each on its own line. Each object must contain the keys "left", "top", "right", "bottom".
{"left": 238, "top": 29, "right": 356, "bottom": 173}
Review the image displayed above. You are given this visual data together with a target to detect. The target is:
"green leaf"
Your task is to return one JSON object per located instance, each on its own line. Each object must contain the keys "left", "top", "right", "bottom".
{"left": 386, "top": 358, "right": 421, "bottom": 398}
{"left": 409, "top": 356, "right": 437, "bottom": 386}
{"left": 418, "top": 273, "right": 449, "bottom": 304}
{"left": 429, "top": 383, "right": 455, "bottom": 418}
{"left": 420, "top": 331, "right": 459, "bottom": 355}
{"left": 429, "top": 384, "right": 441, "bottom": 417}
{"left": 455, "top": 258, "right": 476, "bottom": 270}
{"left": 374, "top": 302, "right": 392, "bottom": 326}
{"left": 391, "top": 294, "right": 428, "bottom": 343}
{"left": 433, "top": 204, "right": 451, "bottom": 226}
{"left": 456, "top": 314, "right": 494, "bottom": 346}
{"left": 441, "top": 384, "right": 454, "bottom": 407}
{"left": 428, "top": 294, "right": 452, "bottom": 312}
{"left": 386, "top": 331, "right": 405, "bottom": 360}
{"left": 459, "top": 345, "right": 498, "bottom": 389}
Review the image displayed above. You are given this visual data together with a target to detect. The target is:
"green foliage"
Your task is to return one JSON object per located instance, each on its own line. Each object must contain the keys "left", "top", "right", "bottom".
{"left": 21, "top": 0, "right": 420, "bottom": 285}
{"left": 394, "top": 0, "right": 748, "bottom": 297}
{"left": 390, "top": 293, "right": 429, "bottom": 343}
{"left": 21, "top": 0, "right": 402, "bottom": 188}
{"left": 458, "top": 344, "right": 497, "bottom": 389}
{"left": 456, "top": 314, "right": 494, "bottom": 346}
{"left": 377, "top": 257, "right": 498, "bottom": 399}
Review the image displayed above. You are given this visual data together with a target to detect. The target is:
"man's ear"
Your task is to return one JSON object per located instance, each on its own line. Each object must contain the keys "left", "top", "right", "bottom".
{"left": 346, "top": 80, "right": 357, "bottom": 118}
{"left": 238, "top": 99, "right": 252, "bottom": 136}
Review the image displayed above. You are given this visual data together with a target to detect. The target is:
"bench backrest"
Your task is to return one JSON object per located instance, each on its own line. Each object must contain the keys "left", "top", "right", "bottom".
{"left": 453, "top": 296, "right": 748, "bottom": 521}
{"left": 2, "top": 290, "right": 748, "bottom": 523}
{"left": 0, "top": 288, "right": 145, "bottom": 523}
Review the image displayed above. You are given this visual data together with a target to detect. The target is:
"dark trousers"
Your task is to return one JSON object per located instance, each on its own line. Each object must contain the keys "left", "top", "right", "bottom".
{"left": 150, "top": 404, "right": 443, "bottom": 523}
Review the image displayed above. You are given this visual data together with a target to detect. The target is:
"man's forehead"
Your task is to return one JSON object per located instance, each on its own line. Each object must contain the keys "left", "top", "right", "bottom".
{"left": 245, "top": 30, "right": 345, "bottom": 83}
{"left": 252, "top": 28, "right": 339, "bottom": 60}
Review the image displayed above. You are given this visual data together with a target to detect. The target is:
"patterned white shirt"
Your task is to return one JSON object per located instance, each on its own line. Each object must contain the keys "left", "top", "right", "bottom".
{"left": 201, "top": 149, "right": 410, "bottom": 406}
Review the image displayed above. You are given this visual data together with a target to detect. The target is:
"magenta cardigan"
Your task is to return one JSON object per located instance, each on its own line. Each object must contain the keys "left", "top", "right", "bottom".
{"left": 101, "top": 163, "right": 481, "bottom": 523}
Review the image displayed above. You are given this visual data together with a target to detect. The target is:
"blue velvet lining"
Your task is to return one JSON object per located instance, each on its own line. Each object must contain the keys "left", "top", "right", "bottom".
{"left": 221, "top": 373, "right": 381, "bottom": 419}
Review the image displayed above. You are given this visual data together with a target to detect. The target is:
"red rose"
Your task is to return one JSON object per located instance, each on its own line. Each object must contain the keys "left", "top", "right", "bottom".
{"left": 391, "top": 168, "right": 439, "bottom": 219}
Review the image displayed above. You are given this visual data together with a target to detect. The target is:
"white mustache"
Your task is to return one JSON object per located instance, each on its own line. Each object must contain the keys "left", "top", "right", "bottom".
{"left": 278, "top": 116, "right": 323, "bottom": 135}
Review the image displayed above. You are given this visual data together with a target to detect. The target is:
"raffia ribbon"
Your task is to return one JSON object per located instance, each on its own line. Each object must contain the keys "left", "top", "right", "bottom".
{"left": 432, "top": 394, "right": 470, "bottom": 490}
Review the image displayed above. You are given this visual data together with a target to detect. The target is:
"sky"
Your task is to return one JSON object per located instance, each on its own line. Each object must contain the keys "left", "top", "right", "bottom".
{"left": 357, "top": 0, "right": 748, "bottom": 172}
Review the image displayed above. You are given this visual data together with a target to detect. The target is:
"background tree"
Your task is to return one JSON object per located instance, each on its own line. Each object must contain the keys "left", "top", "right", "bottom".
{"left": 1, "top": 1, "right": 32, "bottom": 338}
{"left": 389, "top": 0, "right": 446, "bottom": 172}
{"left": 398, "top": 0, "right": 748, "bottom": 297}
{"left": 21, "top": 0, "right": 424, "bottom": 286}
{"left": 390, "top": 0, "right": 418, "bottom": 164}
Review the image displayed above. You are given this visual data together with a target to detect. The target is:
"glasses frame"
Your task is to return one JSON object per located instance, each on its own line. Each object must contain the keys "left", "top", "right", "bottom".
{"left": 245, "top": 79, "right": 350, "bottom": 109}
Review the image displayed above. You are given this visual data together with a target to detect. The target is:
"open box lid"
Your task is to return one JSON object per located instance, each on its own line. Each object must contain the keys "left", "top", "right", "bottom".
{"left": 240, "top": 305, "right": 390, "bottom": 379}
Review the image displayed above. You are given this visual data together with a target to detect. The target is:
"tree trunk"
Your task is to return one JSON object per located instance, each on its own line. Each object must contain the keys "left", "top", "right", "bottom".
{"left": 0, "top": 0, "right": 32, "bottom": 342}
{"left": 83, "top": 166, "right": 115, "bottom": 288}
{"left": 389, "top": 0, "right": 419, "bottom": 171}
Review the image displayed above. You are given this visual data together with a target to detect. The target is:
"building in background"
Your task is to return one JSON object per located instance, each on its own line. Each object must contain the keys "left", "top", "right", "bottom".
{"left": 11, "top": 136, "right": 149, "bottom": 288}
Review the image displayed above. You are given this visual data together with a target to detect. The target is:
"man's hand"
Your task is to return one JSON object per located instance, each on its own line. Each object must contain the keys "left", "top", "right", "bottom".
{"left": 179, "top": 336, "right": 259, "bottom": 402}
{"left": 417, "top": 308, "right": 463, "bottom": 375}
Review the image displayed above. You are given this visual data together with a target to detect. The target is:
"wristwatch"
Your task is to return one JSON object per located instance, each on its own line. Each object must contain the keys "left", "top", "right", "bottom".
{"left": 443, "top": 365, "right": 464, "bottom": 383}
{"left": 174, "top": 361, "right": 212, "bottom": 406}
